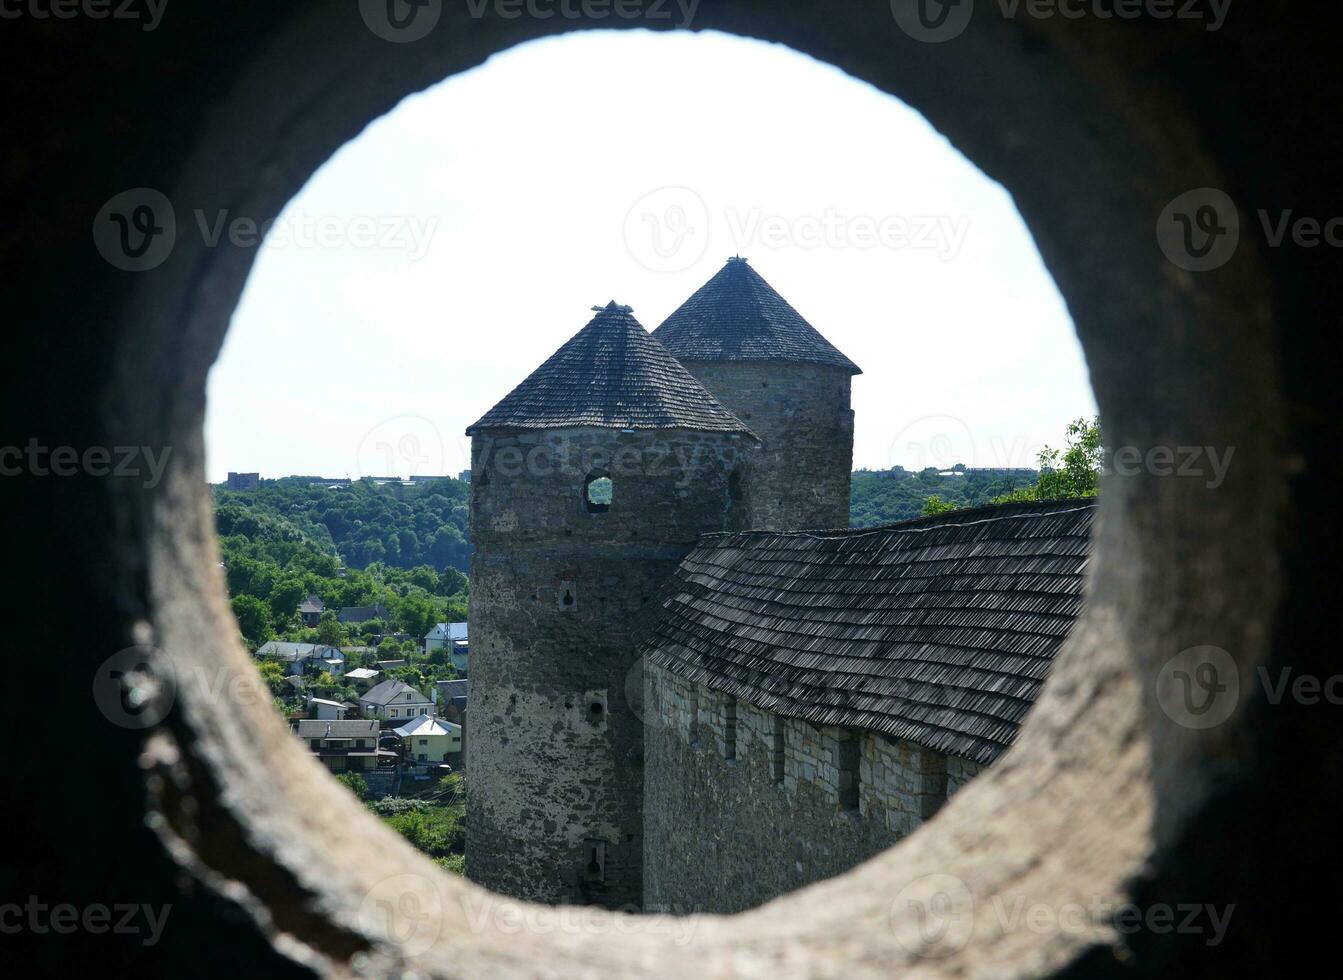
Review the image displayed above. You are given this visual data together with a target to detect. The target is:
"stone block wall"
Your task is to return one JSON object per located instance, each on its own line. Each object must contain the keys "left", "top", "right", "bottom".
{"left": 466, "top": 427, "right": 752, "bottom": 910}
{"left": 643, "top": 664, "right": 983, "bottom": 914}
{"left": 677, "top": 360, "right": 854, "bottom": 531}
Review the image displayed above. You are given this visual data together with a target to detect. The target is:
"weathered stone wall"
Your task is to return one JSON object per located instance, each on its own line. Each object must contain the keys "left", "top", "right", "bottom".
{"left": 643, "top": 663, "right": 982, "bottom": 914}
{"left": 467, "top": 427, "right": 752, "bottom": 910}
{"left": 677, "top": 361, "right": 854, "bottom": 531}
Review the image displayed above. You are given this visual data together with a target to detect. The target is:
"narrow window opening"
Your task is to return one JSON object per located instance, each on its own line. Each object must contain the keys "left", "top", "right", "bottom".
{"left": 724, "top": 698, "right": 737, "bottom": 761}
{"left": 583, "top": 470, "right": 612, "bottom": 513}
{"left": 728, "top": 469, "right": 744, "bottom": 502}
{"left": 583, "top": 840, "right": 606, "bottom": 882}
{"left": 837, "top": 736, "right": 860, "bottom": 813}
{"left": 772, "top": 715, "right": 786, "bottom": 784}
{"left": 588, "top": 700, "right": 605, "bottom": 725}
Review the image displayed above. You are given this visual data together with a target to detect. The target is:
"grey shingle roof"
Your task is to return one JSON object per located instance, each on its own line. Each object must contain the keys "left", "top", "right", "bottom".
{"left": 652, "top": 258, "right": 861, "bottom": 373}
{"left": 466, "top": 302, "right": 757, "bottom": 436}
{"left": 643, "top": 499, "right": 1094, "bottom": 765}
{"left": 362, "top": 679, "right": 432, "bottom": 707}
{"left": 295, "top": 719, "right": 378, "bottom": 739}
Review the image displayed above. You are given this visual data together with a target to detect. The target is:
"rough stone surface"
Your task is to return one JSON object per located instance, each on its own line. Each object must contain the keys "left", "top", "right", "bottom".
{"left": 644, "top": 664, "right": 979, "bottom": 913}
{"left": 466, "top": 427, "right": 753, "bottom": 909}
{"left": 677, "top": 360, "right": 854, "bottom": 531}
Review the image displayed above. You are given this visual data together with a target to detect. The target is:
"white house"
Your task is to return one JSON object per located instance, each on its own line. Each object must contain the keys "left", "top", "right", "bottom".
{"left": 424, "top": 622, "right": 469, "bottom": 673}
{"left": 308, "top": 697, "right": 347, "bottom": 720}
{"left": 394, "top": 715, "right": 462, "bottom": 763}
{"left": 254, "top": 641, "right": 344, "bottom": 674}
{"left": 359, "top": 679, "right": 434, "bottom": 721}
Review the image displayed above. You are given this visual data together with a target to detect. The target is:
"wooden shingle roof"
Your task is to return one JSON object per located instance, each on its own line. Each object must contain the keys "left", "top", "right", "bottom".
{"left": 466, "top": 302, "right": 756, "bottom": 436}
{"left": 643, "top": 499, "right": 1095, "bottom": 765}
{"left": 652, "top": 257, "right": 861, "bottom": 373}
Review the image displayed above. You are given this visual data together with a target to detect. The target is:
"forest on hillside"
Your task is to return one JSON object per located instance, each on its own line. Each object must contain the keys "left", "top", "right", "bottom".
{"left": 849, "top": 466, "right": 1038, "bottom": 527}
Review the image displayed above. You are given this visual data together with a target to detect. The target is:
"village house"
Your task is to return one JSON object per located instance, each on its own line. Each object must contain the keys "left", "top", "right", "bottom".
{"left": 342, "top": 667, "right": 381, "bottom": 692}
{"left": 395, "top": 714, "right": 462, "bottom": 765}
{"left": 294, "top": 719, "right": 392, "bottom": 772}
{"left": 307, "top": 697, "right": 348, "bottom": 720}
{"left": 297, "top": 595, "right": 325, "bottom": 628}
{"left": 337, "top": 604, "right": 390, "bottom": 626}
{"left": 424, "top": 622, "right": 469, "bottom": 673}
{"left": 359, "top": 678, "right": 434, "bottom": 721}
{"left": 254, "top": 641, "right": 344, "bottom": 675}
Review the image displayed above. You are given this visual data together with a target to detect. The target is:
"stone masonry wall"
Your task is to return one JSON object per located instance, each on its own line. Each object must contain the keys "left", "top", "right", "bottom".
{"left": 467, "top": 427, "right": 753, "bottom": 910}
{"left": 678, "top": 360, "right": 854, "bottom": 531}
{"left": 643, "top": 663, "right": 983, "bottom": 914}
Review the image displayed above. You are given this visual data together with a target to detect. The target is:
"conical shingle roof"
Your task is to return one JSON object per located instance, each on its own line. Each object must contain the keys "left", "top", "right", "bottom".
{"left": 466, "top": 302, "right": 757, "bottom": 436}
{"left": 653, "top": 257, "right": 861, "bottom": 373}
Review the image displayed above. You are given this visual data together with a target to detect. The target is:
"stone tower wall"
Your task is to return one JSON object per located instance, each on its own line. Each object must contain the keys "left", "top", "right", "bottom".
{"left": 676, "top": 360, "right": 854, "bottom": 531}
{"left": 465, "top": 427, "right": 752, "bottom": 909}
{"left": 642, "top": 663, "right": 981, "bottom": 914}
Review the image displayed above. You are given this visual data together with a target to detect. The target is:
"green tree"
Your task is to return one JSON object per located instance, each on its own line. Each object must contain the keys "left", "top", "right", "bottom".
{"left": 993, "top": 416, "right": 1102, "bottom": 504}
{"left": 314, "top": 610, "right": 347, "bottom": 647}
{"left": 335, "top": 772, "right": 368, "bottom": 800}
{"left": 231, "top": 594, "right": 274, "bottom": 649}
{"left": 920, "top": 495, "right": 957, "bottom": 516}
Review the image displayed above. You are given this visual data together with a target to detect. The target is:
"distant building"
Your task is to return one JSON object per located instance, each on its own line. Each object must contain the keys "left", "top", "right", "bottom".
{"left": 457, "top": 470, "right": 471, "bottom": 483}
{"left": 308, "top": 697, "right": 348, "bottom": 720}
{"left": 395, "top": 715, "right": 462, "bottom": 764}
{"left": 225, "top": 471, "right": 260, "bottom": 490}
{"left": 254, "top": 641, "right": 343, "bottom": 674}
{"left": 342, "top": 667, "right": 381, "bottom": 692}
{"left": 297, "top": 595, "right": 325, "bottom": 628}
{"left": 337, "top": 604, "right": 390, "bottom": 626}
{"left": 294, "top": 719, "right": 391, "bottom": 772}
{"left": 359, "top": 679, "right": 434, "bottom": 721}
{"left": 425, "top": 622, "right": 468, "bottom": 672}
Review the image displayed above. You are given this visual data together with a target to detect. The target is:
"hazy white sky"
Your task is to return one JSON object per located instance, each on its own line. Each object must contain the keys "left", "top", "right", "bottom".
{"left": 204, "top": 29, "right": 1095, "bottom": 483}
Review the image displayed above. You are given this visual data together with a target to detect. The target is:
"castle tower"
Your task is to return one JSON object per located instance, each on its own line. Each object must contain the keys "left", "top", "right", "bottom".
{"left": 653, "top": 257, "right": 861, "bottom": 531}
{"left": 464, "top": 302, "right": 757, "bottom": 909}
